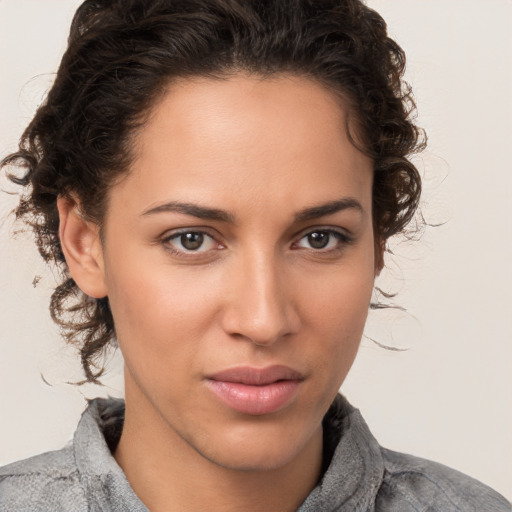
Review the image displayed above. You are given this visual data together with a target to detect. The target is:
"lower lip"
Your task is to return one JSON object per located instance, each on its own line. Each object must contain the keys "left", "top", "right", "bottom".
{"left": 205, "top": 379, "right": 301, "bottom": 415}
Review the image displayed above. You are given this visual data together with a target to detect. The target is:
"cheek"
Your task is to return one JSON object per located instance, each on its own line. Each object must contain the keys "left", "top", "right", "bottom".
{"left": 305, "top": 256, "right": 374, "bottom": 329}
{"left": 104, "top": 259, "right": 221, "bottom": 370}
{"left": 302, "top": 261, "right": 374, "bottom": 380}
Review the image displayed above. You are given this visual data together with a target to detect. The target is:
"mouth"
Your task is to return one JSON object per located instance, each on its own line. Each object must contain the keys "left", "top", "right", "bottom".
{"left": 204, "top": 365, "right": 304, "bottom": 415}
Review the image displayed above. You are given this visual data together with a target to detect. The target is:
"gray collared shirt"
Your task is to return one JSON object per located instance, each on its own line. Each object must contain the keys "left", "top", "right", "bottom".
{"left": 0, "top": 396, "right": 510, "bottom": 511}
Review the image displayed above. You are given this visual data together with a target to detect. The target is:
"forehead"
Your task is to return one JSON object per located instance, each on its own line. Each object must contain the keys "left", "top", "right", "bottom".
{"left": 109, "top": 73, "right": 373, "bottom": 222}
{"left": 137, "top": 73, "right": 356, "bottom": 163}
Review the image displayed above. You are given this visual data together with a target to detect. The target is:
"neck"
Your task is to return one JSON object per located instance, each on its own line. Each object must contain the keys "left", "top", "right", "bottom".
{"left": 114, "top": 386, "right": 323, "bottom": 512}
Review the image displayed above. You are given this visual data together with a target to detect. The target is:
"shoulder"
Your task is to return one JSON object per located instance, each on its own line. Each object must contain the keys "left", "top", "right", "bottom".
{"left": 319, "top": 395, "right": 511, "bottom": 512}
{"left": 378, "top": 447, "right": 511, "bottom": 512}
{"left": 0, "top": 445, "right": 88, "bottom": 512}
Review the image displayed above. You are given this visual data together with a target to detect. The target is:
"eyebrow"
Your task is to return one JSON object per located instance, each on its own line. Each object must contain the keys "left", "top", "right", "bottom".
{"left": 142, "top": 201, "right": 235, "bottom": 223}
{"left": 294, "top": 198, "right": 363, "bottom": 222}
{"left": 141, "top": 197, "right": 363, "bottom": 223}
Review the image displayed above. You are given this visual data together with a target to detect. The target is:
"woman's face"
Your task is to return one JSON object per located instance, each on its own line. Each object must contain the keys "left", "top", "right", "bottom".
{"left": 99, "top": 74, "right": 376, "bottom": 471}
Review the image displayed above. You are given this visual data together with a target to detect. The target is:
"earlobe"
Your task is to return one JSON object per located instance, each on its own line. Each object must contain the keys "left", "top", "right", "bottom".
{"left": 57, "top": 195, "right": 108, "bottom": 299}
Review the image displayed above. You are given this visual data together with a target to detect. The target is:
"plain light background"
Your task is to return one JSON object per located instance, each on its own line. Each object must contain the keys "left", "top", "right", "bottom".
{"left": 1, "top": 0, "right": 511, "bottom": 501}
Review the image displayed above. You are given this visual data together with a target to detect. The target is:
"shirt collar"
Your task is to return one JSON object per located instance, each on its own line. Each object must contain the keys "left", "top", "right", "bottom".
{"left": 73, "top": 395, "right": 383, "bottom": 512}
{"left": 298, "top": 394, "right": 384, "bottom": 511}
{"left": 73, "top": 398, "right": 148, "bottom": 512}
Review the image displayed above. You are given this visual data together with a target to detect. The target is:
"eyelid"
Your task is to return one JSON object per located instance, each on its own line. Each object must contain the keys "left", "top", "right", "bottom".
{"left": 292, "top": 226, "right": 355, "bottom": 250}
{"left": 160, "top": 226, "right": 219, "bottom": 241}
{"left": 158, "top": 225, "right": 354, "bottom": 257}
{"left": 160, "top": 228, "right": 224, "bottom": 255}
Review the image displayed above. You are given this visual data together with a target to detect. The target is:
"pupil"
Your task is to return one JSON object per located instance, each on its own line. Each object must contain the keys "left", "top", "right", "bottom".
{"left": 308, "top": 232, "right": 329, "bottom": 249}
{"left": 181, "top": 232, "right": 204, "bottom": 250}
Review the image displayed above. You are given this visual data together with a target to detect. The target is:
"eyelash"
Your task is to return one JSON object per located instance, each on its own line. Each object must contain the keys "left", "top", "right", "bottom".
{"left": 160, "top": 228, "right": 354, "bottom": 257}
{"left": 293, "top": 229, "right": 354, "bottom": 252}
{"left": 161, "top": 229, "right": 222, "bottom": 256}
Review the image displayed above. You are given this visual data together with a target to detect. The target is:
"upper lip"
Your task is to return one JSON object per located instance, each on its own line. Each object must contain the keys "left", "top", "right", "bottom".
{"left": 206, "top": 365, "right": 304, "bottom": 386}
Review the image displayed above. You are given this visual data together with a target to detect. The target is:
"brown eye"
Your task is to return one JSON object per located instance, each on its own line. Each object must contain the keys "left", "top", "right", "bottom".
{"left": 295, "top": 229, "right": 352, "bottom": 251}
{"left": 307, "top": 231, "right": 330, "bottom": 249}
{"left": 163, "top": 231, "right": 218, "bottom": 254}
{"left": 180, "top": 232, "right": 204, "bottom": 250}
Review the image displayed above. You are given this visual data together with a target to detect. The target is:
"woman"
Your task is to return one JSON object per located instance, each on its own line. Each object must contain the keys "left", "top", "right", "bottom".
{"left": 0, "top": 0, "right": 510, "bottom": 510}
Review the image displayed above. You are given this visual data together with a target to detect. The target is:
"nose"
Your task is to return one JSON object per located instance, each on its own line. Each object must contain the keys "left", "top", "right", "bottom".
{"left": 221, "top": 251, "right": 300, "bottom": 346}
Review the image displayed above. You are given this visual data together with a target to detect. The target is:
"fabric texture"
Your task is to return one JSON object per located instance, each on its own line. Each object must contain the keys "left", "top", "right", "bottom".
{"left": 0, "top": 395, "right": 509, "bottom": 511}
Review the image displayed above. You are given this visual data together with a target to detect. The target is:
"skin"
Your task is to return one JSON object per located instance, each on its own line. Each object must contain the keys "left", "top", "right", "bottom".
{"left": 58, "top": 74, "right": 378, "bottom": 512}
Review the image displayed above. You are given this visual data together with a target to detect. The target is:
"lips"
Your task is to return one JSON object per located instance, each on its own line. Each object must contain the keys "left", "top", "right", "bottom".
{"left": 205, "top": 365, "right": 303, "bottom": 415}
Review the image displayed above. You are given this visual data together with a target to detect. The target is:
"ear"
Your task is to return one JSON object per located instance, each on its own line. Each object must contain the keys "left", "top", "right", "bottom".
{"left": 57, "top": 195, "right": 108, "bottom": 298}
{"left": 374, "top": 237, "right": 386, "bottom": 276}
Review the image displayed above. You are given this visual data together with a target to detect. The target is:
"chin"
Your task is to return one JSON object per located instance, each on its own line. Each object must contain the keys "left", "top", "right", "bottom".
{"left": 185, "top": 418, "right": 322, "bottom": 473}
{"left": 198, "top": 442, "right": 303, "bottom": 473}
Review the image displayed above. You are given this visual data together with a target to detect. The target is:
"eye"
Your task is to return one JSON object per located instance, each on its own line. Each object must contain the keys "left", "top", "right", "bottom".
{"left": 162, "top": 230, "right": 219, "bottom": 253}
{"left": 295, "top": 229, "right": 351, "bottom": 251}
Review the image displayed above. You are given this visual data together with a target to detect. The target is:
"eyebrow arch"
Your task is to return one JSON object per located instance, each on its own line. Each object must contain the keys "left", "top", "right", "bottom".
{"left": 141, "top": 201, "right": 235, "bottom": 223}
{"left": 142, "top": 197, "right": 362, "bottom": 223}
{"left": 294, "top": 198, "right": 363, "bottom": 222}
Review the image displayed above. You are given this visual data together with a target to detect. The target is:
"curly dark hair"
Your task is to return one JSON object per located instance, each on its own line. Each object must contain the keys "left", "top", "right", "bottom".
{"left": 2, "top": 0, "right": 424, "bottom": 382}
